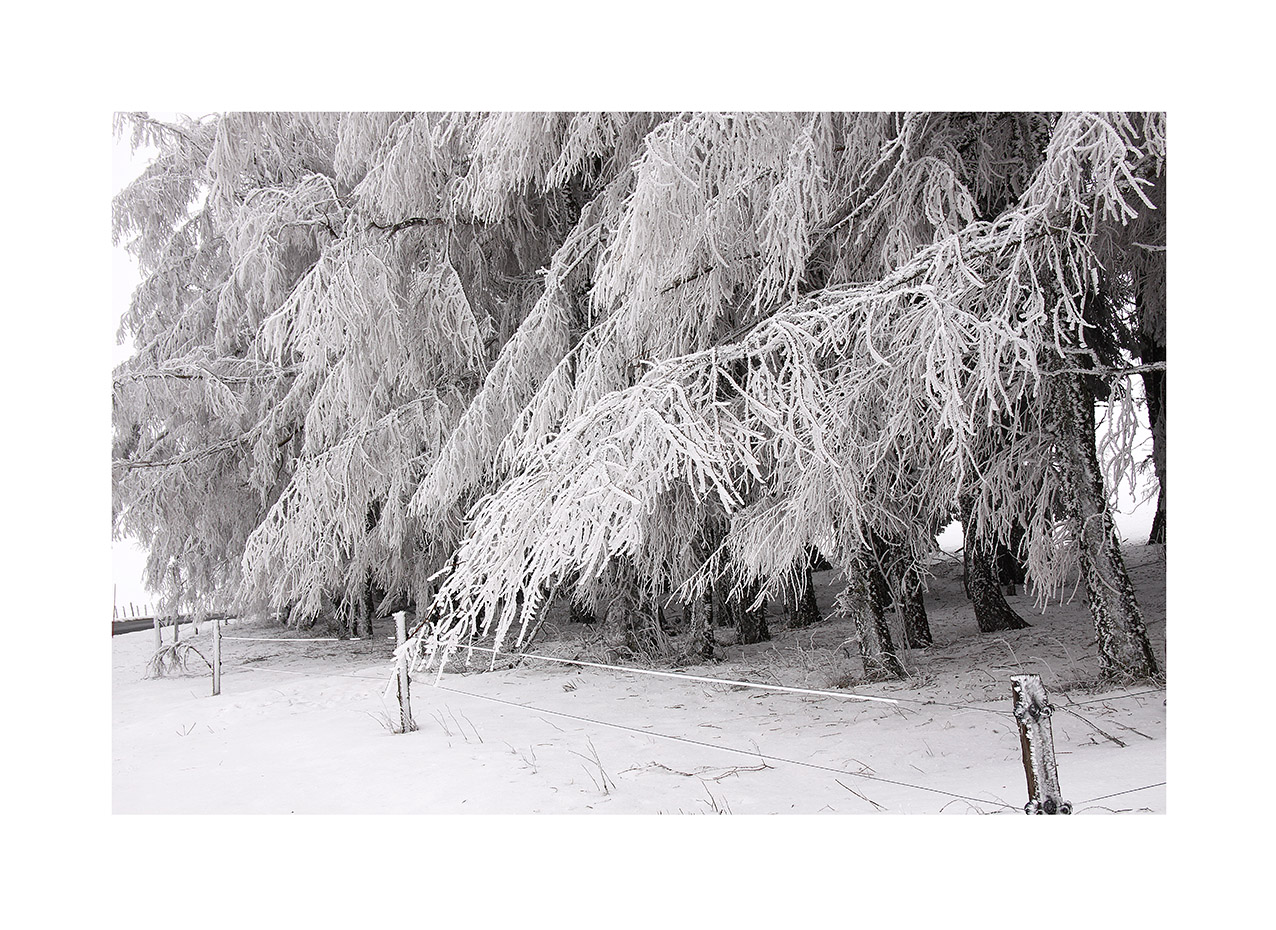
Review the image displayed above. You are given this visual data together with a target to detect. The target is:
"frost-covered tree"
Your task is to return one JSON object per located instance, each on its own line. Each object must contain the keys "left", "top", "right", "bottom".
{"left": 113, "top": 111, "right": 660, "bottom": 627}
{"left": 404, "top": 112, "right": 1164, "bottom": 682}
{"left": 112, "top": 112, "right": 260, "bottom": 615}
{"left": 114, "top": 112, "right": 1164, "bottom": 682}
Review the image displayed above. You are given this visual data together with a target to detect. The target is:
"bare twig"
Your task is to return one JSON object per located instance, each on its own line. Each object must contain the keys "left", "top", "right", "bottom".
{"left": 836, "top": 778, "right": 886, "bottom": 811}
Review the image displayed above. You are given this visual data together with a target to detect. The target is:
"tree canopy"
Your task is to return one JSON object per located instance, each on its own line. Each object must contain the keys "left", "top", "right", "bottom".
{"left": 113, "top": 111, "right": 1165, "bottom": 680}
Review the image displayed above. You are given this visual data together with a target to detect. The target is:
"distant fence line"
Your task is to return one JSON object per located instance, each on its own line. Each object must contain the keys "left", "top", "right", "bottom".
{"left": 114, "top": 602, "right": 155, "bottom": 620}
{"left": 113, "top": 611, "right": 234, "bottom": 638}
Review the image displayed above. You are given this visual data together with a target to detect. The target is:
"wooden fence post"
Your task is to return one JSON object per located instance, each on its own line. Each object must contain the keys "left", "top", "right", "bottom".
{"left": 1011, "top": 674, "right": 1072, "bottom": 814}
{"left": 153, "top": 613, "right": 162, "bottom": 652}
{"left": 212, "top": 618, "right": 221, "bottom": 696}
{"left": 394, "top": 610, "right": 416, "bottom": 733}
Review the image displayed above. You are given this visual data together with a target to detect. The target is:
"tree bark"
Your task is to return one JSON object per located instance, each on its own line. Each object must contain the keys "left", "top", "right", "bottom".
{"left": 786, "top": 564, "right": 822, "bottom": 630}
{"left": 685, "top": 587, "right": 716, "bottom": 661}
{"left": 868, "top": 535, "right": 933, "bottom": 647}
{"left": 604, "top": 572, "right": 670, "bottom": 660}
{"left": 960, "top": 497, "right": 1030, "bottom": 633}
{"left": 898, "top": 565, "right": 932, "bottom": 649}
{"left": 994, "top": 522, "right": 1028, "bottom": 594}
{"left": 1055, "top": 372, "right": 1159, "bottom": 680}
{"left": 1136, "top": 160, "right": 1167, "bottom": 546}
{"left": 1141, "top": 357, "right": 1166, "bottom": 545}
{"left": 845, "top": 550, "right": 905, "bottom": 680}
{"left": 734, "top": 578, "right": 771, "bottom": 645}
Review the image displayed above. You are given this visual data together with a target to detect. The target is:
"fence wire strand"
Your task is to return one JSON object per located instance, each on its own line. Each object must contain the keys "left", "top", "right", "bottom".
{"left": 217, "top": 658, "right": 1016, "bottom": 812}
{"left": 203, "top": 630, "right": 1160, "bottom": 813}
{"left": 419, "top": 677, "right": 1021, "bottom": 813}
{"left": 1078, "top": 782, "right": 1167, "bottom": 805}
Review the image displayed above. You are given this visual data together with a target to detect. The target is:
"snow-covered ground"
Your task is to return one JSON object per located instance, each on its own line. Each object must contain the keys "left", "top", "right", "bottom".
{"left": 114, "top": 542, "right": 1166, "bottom": 815}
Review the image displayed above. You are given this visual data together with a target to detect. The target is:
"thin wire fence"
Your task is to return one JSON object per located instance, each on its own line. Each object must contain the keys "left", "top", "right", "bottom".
{"left": 1062, "top": 687, "right": 1166, "bottom": 707}
{"left": 221, "top": 636, "right": 342, "bottom": 643}
{"left": 453, "top": 643, "right": 902, "bottom": 704}
{"left": 210, "top": 621, "right": 1151, "bottom": 732}
{"left": 421, "top": 676, "right": 1023, "bottom": 813}
{"left": 209, "top": 640, "right": 1163, "bottom": 813}
{"left": 216, "top": 655, "right": 1020, "bottom": 813}
{"left": 1078, "top": 782, "right": 1167, "bottom": 805}
{"left": 440, "top": 641, "right": 1016, "bottom": 719}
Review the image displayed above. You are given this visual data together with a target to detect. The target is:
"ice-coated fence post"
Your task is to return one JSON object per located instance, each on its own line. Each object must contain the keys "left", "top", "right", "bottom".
{"left": 1012, "top": 674, "right": 1071, "bottom": 814}
{"left": 153, "top": 613, "right": 162, "bottom": 652}
{"left": 394, "top": 610, "right": 416, "bottom": 733}
{"left": 212, "top": 617, "right": 222, "bottom": 696}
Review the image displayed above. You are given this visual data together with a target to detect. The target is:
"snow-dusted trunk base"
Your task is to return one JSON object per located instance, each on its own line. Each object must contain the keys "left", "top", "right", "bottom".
{"left": 899, "top": 566, "right": 932, "bottom": 649}
{"left": 960, "top": 498, "right": 1029, "bottom": 633}
{"left": 1141, "top": 362, "right": 1166, "bottom": 545}
{"left": 675, "top": 589, "right": 716, "bottom": 662}
{"left": 867, "top": 536, "right": 932, "bottom": 647}
{"left": 719, "top": 577, "right": 769, "bottom": 645}
{"left": 1056, "top": 373, "right": 1159, "bottom": 681}
{"left": 844, "top": 551, "right": 904, "bottom": 680}
{"left": 605, "top": 579, "right": 671, "bottom": 661}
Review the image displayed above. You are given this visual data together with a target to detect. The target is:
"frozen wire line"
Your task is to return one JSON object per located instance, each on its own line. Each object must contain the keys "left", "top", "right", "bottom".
{"left": 1063, "top": 687, "right": 1166, "bottom": 708}
{"left": 419, "top": 677, "right": 1019, "bottom": 813}
{"left": 218, "top": 659, "right": 1140, "bottom": 812}
{"left": 451, "top": 643, "right": 901, "bottom": 704}
{"left": 1078, "top": 781, "right": 1166, "bottom": 805}
{"left": 443, "top": 642, "right": 1014, "bottom": 718}
{"left": 218, "top": 658, "right": 1014, "bottom": 809}
{"left": 220, "top": 636, "right": 342, "bottom": 642}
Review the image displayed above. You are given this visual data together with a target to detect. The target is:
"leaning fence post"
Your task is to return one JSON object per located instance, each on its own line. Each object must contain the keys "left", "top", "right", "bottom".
{"left": 212, "top": 617, "right": 222, "bottom": 696}
{"left": 1011, "top": 674, "right": 1072, "bottom": 814}
{"left": 394, "top": 610, "right": 416, "bottom": 733}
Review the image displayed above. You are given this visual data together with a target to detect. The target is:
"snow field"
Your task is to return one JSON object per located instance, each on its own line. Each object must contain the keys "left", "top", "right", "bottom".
{"left": 114, "top": 544, "right": 1165, "bottom": 814}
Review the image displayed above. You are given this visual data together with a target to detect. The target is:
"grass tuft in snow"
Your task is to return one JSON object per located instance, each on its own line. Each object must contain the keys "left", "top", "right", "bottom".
{"left": 144, "top": 642, "right": 211, "bottom": 679}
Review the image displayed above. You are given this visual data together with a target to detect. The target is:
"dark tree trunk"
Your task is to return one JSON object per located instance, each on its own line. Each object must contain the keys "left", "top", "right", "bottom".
{"left": 355, "top": 578, "right": 379, "bottom": 638}
{"left": 605, "top": 575, "right": 670, "bottom": 660}
{"left": 869, "top": 534, "right": 932, "bottom": 647}
{"left": 845, "top": 550, "right": 904, "bottom": 680}
{"left": 960, "top": 497, "right": 1030, "bottom": 633}
{"left": 713, "top": 578, "right": 735, "bottom": 628}
{"left": 1136, "top": 161, "right": 1167, "bottom": 547}
{"left": 1141, "top": 359, "right": 1166, "bottom": 546}
{"left": 786, "top": 564, "right": 822, "bottom": 630}
{"left": 899, "top": 565, "right": 932, "bottom": 649}
{"left": 1147, "top": 483, "right": 1166, "bottom": 545}
{"left": 685, "top": 587, "right": 716, "bottom": 661}
{"left": 735, "top": 578, "right": 771, "bottom": 645}
{"left": 994, "top": 522, "right": 1028, "bottom": 595}
{"left": 1055, "top": 371, "right": 1159, "bottom": 680}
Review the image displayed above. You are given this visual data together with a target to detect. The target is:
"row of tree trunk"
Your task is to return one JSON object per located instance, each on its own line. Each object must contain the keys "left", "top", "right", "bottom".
{"left": 329, "top": 366, "right": 1162, "bottom": 680}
